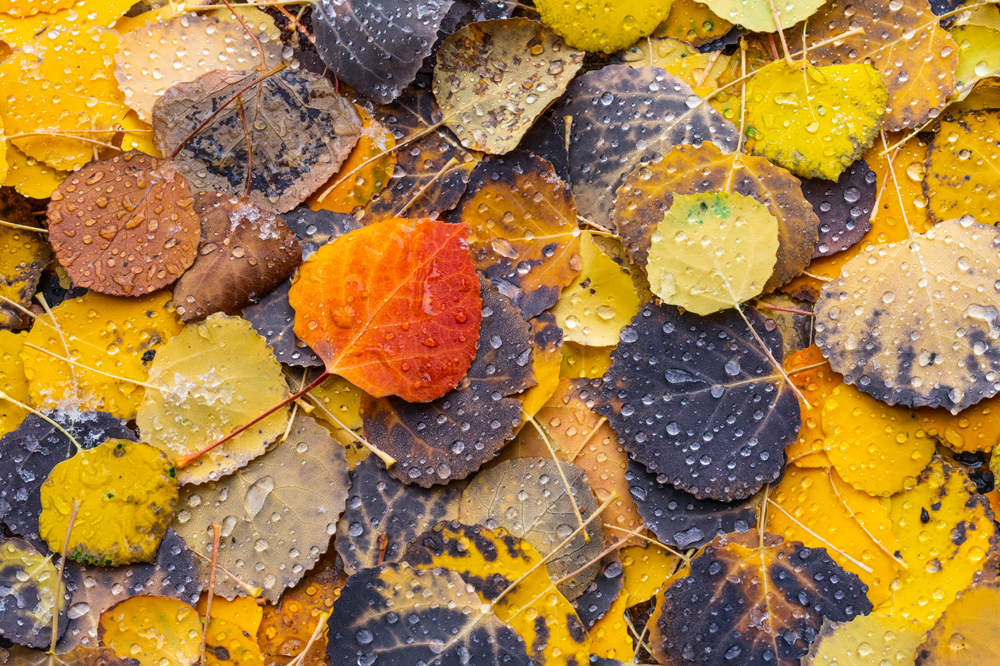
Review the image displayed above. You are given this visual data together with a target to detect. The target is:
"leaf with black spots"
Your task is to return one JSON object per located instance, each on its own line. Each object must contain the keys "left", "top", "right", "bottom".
{"left": 597, "top": 303, "right": 800, "bottom": 501}
{"left": 361, "top": 278, "right": 534, "bottom": 486}
{"left": 626, "top": 458, "right": 758, "bottom": 550}
{"left": 153, "top": 69, "right": 362, "bottom": 213}
{"left": 324, "top": 563, "right": 532, "bottom": 666}
{"left": 0, "top": 537, "right": 67, "bottom": 648}
{"left": 313, "top": 0, "right": 456, "bottom": 105}
{"left": 0, "top": 411, "right": 137, "bottom": 548}
{"left": 800, "top": 160, "right": 877, "bottom": 259}
{"left": 171, "top": 194, "right": 301, "bottom": 322}
{"left": 658, "top": 530, "right": 873, "bottom": 666}
{"left": 334, "top": 456, "right": 462, "bottom": 575}
{"left": 0, "top": 189, "right": 49, "bottom": 329}
{"left": 1, "top": 646, "right": 140, "bottom": 666}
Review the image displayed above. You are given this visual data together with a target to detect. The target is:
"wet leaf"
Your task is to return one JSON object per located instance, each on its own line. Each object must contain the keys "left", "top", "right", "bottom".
{"left": 0, "top": 0, "right": 133, "bottom": 47}
{"left": 0, "top": 411, "right": 137, "bottom": 547}
{"left": 39, "top": 439, "right": 178, "bottom": 566}
{"left": 877, "top": 458, "right": 996, "bottom": 631}
{"left": 783, "top": 345, "right": 839, "bottom": 468}
{"left": 703, "top": 0, "right": 823, "bottom": 32}
{"left": 434, "top": 19, "right": 584, "bottom": 153}
{"left": 550, "top": 233, "right": 640, "bottom": 347}
{"left": 290, "top": 217, "right": 482, "bottom": 403}
{"left": 0, "top": 329, "right": 27, "bottom": 437}
{"left": 1, "top": 645, "right": 141, "bottom": 666}
{"left": 572, "top": 551, "right": 624, "bottom": 628}
{"left": 137, "top": 313, "right": 289, "bottom": 485}
{"left": 335, "top": 456, "right": 461, "bottom": 574}
{"left": 460, "top": 457, "right": 604, "bottom": 599}
{"left": 99, "top": 596, "right": 201, "bottom": 666}
{"left": 324, "top": 563, "right": 531, "bottom": 666}
{"left": 614, "top": 142, "right": 818, "bottom": 292}
{"left": 914, "top": 580, "right": 1000, "bottom": 664}
{"left": 646, "top": 192, "right": 779, "bottom": 314}
{"left": 820, "top": 383, "right": 935, "bottom": 496}
{"left": 627, "top": 458, "right": 757, "bottom": 550}
{"left": 814, "top": 216, "right": 1000, "bottom": 413}
{"left": 803, "top": 613, "right": 925, "bottom": 666}
{"left": 47, "top": 151, "right": 200, "bottom": 297}
{"left": 517, "top": 313, "right": 564, "bottom": 419}
{"left": 171, "top": 194, "right": 301, "bottom": 321}
{"left": 558, "top": 65, "right": 740, "bottom": 228}
{"left": 560, "top": 342, "right": 614, "bottom": 379}
{"left": 153, "top": 69, "right": 362, "bottom": 213}
{"left": 313, "top": 0, "right": 456, "bottom": 105}
{"left": 0, "top": 27, "right": 128, "bottom": 171}
{"left": 587, "top": 587, "right": 633, "bottom": 661}
{"left": 596, "top": 302, "right": 800, "bottom": 501}
{"left": 0, "top": 192, "right": 48, "bottom": 328}
{"left": 196, "top": 596, "right": 262, "bottom": 639}
{"left": 534, "top": 0, "right": 673, "bottom": 53}
{"left": 115, "top": 13, "right": 283, "bottom": 123}
{"left": 361, "top": 278, "right": 532, "bottom": 485}
{"left": 950, "top": 25, "right": 1000, "bottom": 101}
{"left": 59, "top": 529, "right": 201, "bottom": 651}
{"left": 621, "top": 543, "right": 679, "bottom": 605}
{"left": 806, "top": 0, "right": 960, "bottom": 131}
{"left": 172, "top": 415, "right": 349, "bottom": 603}
{"left": 801, "top": 159, "right": 877, "bottom": 258}
{"left": 4, "top": 143, "right": 68, "bottom": 200}
{"left": 202, "top": 617, "right": 261, "bottom": 666}
{"left": 452, "top": 150, "right": 581, "bottom": 319}
{"left": 744, "top": 61, "right": 887, "bottom": 181}
{"left": 925, "top": 110, "right": 1000, "bottom": 225}
{"left": 916, "top": 394, "right": 1000, "bottom": 454}
{"left": 0, "top": 537, "right": 67, "bottom": 648}
{"left": 767, "top": 465, "right": 902, "bottom": 606}
{"left": 653, "top": 0, "right": 734, "bottom": 47}
{"left": 405, "top": 522, "right": 591, "bottom": 666}
{"left": 243, "top": 281, "right": 322, "bottom": 368}
{"left": 21, "top": 291, "right": 181, "bottom": 421}
{"left": 657, "top": 530, "right": 873, "bottom": 666}
{"left": 283, "top": 207, "right": 362, "bottom": 261}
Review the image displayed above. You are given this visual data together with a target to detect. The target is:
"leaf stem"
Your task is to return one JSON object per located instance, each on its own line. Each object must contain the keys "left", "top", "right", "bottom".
{"left": 305, "top": 393, "right": 397, "bottom": 468}
{"left": 199, "top": 523, "right": 222, "bottom": 666}
{"left": 0, "top": 218, "right": 47, "bottom": 233}
{"left": 49, "top": 499, "right": 80, "bottom": 656}
{"left": 767, "top": 0, "right": 795, "bottom": 65}
{"left": 523, "top": 411, "right": 589, "bottom": 541}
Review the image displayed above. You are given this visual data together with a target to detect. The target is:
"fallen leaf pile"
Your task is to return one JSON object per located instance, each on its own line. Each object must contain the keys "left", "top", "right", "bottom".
{"left": 1, "top": 1, "right": 1000, "bottom": 666}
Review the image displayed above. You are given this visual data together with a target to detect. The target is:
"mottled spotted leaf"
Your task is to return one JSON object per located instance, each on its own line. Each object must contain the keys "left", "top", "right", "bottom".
{"left": 596, "top": 303, "right": 800, "bottom": 501}
{"left": 0, "top": 190, "right": 48, "bottom": 328}
{"left": 153, "top": 69, "right": 362, "bottom": 213}
{"left": 0, "top": 537, "right": 67, "bottom": 648}
{"left": 801, "top": 160, "right": 877, "bottom": 259}
{"left": 324, "top": 563, "right": 531, "bottom": 666}
{"left": 361, "top": 278, "right": 532, "bottom": 486}
{"left": 658, "top": 530, "right": 873, "bottom": 666}
{"left": 1, "top": 646, "right": 140, "bottom": 666}
{"left": 335, "top": 456, "right": 461, "bottom": 574}
{"left": 925, "top": 110, "right": 1000, "bottom": 225}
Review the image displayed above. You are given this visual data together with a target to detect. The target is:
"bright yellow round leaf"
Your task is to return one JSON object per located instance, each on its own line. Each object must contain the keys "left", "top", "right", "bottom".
{"left": 653, "top": 0, "right": 734, "bottom": 47}
{"left": 925, "top": 110, "right": 1000, "bottom": 225}
{"left": 535, "top": 0, "right": 673, "bottom": 53}
{"left": 621, "top": 544, "right": 679, "bottom": 606}
{"left": 0, "top": 0, "right": 133, "bottom": 46}
{"left": 804, "top": 612, "right": 925, "bottom": 666}
{"left": 551, "top": 232, "right": 640, "bottom": 346}
{"left": 951, "top": 25, "right": 1000, "bottom": 101}
{"left": 21, "top": 290, "right": 181, "bottom": 420}
{"left": 0, "top": 329, "right": 27, "bottom": 437}
{"left": 821, "top": 384, "right": 935, "bottom": 497}
{"left": 39, "top": 439, "right": 178, "bottom": 566}
{"left": 745, "top": 61, "right": 887, "bottom": 181}
{"left": 100, "top": 596, "right": 202, "bottom": 666}
{"left": 646, "top": 191, "right": 779, "bottom": 315}
{"left": 119, "top": 110, "right": 161, "bottom": 158}
{"left": 0, "top": 27, "right": 129, "bottom": 171}
{"left": 3, "top": 141, "right": 68, "bottom": 199}
{"left": 916, "top": 394, "right": 1000, "bottom": 454}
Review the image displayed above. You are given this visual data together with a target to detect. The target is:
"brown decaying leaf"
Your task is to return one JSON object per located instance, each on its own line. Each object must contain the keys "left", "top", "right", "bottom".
{"left": 452, "top": 150, "right": 581, "bottom": 319}
{"left": 47, "top": 151, "right": 200, "bottom": 297}
{"left": 153, "top": 69, "right": 362, "bottom": 213}
{"left": 242, "top": 281, "right": 323, "bottom": 368}
{"left": 172, "top": 193, "right": 301, "bottom": 321}
{"left": 614, "top": 142, "right": 818, "bottom": 291}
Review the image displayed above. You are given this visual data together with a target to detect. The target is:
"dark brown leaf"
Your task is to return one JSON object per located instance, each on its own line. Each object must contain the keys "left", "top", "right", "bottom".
{"left": 243, "top": 281, "right": 322, "bottom": 367}
{"left": 800, "top": 160, "right": 877, "bottom": 259}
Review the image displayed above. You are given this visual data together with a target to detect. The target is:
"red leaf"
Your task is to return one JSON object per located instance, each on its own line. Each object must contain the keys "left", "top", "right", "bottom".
{"left": 290, "top": 218, "right": 481, "bottom": 402}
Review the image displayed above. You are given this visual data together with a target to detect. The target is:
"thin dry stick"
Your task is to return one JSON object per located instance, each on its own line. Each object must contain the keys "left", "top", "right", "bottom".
{"left": 0, "top": 219, "right": 47, "bottom": 233}
{"left": 199, "top": 523, "right": 222, "bottom": 666}
{"left": 280, "top": 372, "right": 310, "bottom": 443}
{"left": 0, "top": 390, "right": 84, "bottom": 453}
{"left": 523, "top": 412, "right": 589, "bottom": 540}
{"left": 266, "top": 0, "right": 316, "bottom": 43}
{"left": 767, "top": 0, "right": 795, "bottom": 65}
{"left": 825, "top": 468, "right": 908, "bottom": 569}
{"left": 695, "top": 50, "right": 722, "bottom": 88}
{"left": 49, "top": 499, "right": 81, "bottom": 655}
{"left": 236, "top": 96, "right": 255, "bottom": 199}
{"left": 766, "top": 498, "right": 874, "bottom": 574}
{"left": 285, "top": 611, "right": 331, "bottom": 666}
{"left": 24, "top": 343, "right": 163, "bottom": 390}
{"left": 305, "top": 393, "right": 397, "bottom": 467}
{"left": 220, "top": 0, "right": 268, "bottom": 71}
{"left": 397, "top": 157, "right": 462, "bottom": 216}
{"left": 603, "top": 525, "right": 690, "bottom": 562}
{"left": 755, "top": 302, "right": 814, "bottom": 316}
{"left": 190, "top": 549, "right": 262, "bottom": 597}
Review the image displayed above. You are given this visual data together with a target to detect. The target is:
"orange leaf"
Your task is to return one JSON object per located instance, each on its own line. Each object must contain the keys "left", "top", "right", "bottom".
{"left": 784, "top": 345, "right": 841, "bottom": 468}
{"left": 290, "top": 217, "right": 481, "bottom": 402}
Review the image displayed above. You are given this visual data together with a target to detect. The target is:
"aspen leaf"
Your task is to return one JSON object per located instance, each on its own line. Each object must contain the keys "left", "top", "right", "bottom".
{"left": 550, "top": 232, "right": 640, "bottom": 346}
{"left": 573, "top": 552, "right": 625, "bottom": 628}
{"left": 0, "top": 329, "right": 27, "bottom": 437}
{"left": 453, "top": 150, "right": 582, "bottom": 319}
{"left": 22, "top": 291, "right": 182, "bottom": 420}
{"left": 196, "top": 596, "right": 262, "bottom": 639}
{"left": 39, "top": 439, "right": 179, "bottom": 567}
{"left": 815, "top": 216, "right": 1000, "bottom": 413}
{"left": 646, "top": 191, "right": 779, "bottom": 314}
{"left": 801, "top": 159, "right": 877, "bottom": 259}
{"left": 172, "top": 415, "right": 349, "bottom": 603}
{"left": 621, "top": 544, "right": 679, "bottom": 605}
{"left": 916, "top": 394, "right": 1000, "bottom": 454}
{"left": 744, "top": 61, "right": 887, "bottom": 181}
{"left": 587, "top": 588, "right": 633, "bottom": 661}
{"left": 404, "top": 522, "right": 590, "bottom": 666}
{"left": 115, "top": 14, "right": 283, "bottom": 123}
{"left": 0, "top": 0, "right": 74, "bottom": 17}
{"left": 290, "top": 217, "right": 482, "bottom": 403}
{"left": 0, "top": 194, "right": 47, "bottom": 328}
{"left": 803, "top": 613, "right": 925, "bottom": 666}
{"left": 3, "top": 142, "right": 68, "bottom": 199}
{"left": 560, "top": 342, "right": 614, "bottom": 379}
{"left": 137, "top": 313, "right": 289, "bottom": 484}
{"left": 783, "top": 345, "right": 839, "bottom": 468}
{"left": 119, "top": 111, "right": 161, "bottom": 159}
{"left": 534, "top": 0, "right": 673, "bottom": 53}
{"left": 517, "top": 313, "right": 564, "bottom": 419}
{"left": 914, "top": 580, "right": 1000, "bottom": 664}
{"left": 950, "top": 25, "right": 1000, "bottom": 100}
{"left": 654, "top": 0, "right": 734, "bottom": 47}
{"left": 201, "top": 618, "right": 261, "bottom": 666}
{"left": 242, "top": 281, "right": 322, "bottom": 368}
{"left": 0, "top": 0, "right": 133, "bottom": 47}
{"left": 323, "top": 563, "right": 531, "bottom": 666}
{"left": 461, "top": 457, "right": 604, "bottom": 599}
{"left": 925, "top": 110, "right": 1000, "bottom": 224}
{"left": 1, "top": 646, "right": 141, "bottom": 666}
{"left": 702, "top": 0, "right": 823, "bottom": 32}
{"left": 99, "top": 596, "right": 201, "bottom": 666}
{"left": 47, "top": 152, "right": 201, "bottom": 297}
{"left": 0, "top": 537, "right": 67, "bottom": 649}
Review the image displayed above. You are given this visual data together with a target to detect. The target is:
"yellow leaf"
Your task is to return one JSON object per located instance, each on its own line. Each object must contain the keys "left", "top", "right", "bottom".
{"left": 535, "top": 0, "right": 674, "bottom": 53}
{"left": 0, "top": 0, "right": 75, "bottom": 17}
{"left": 551, "top": 232, "right": 640, "bottom": 346}
{"left": 916, "top": 395, "right": 1000, "bottom": 454}
{"left": 803, "top": 613, "right": 925, "bottom": 666}
{"left": 950, "top": 25, "right": 1000, "bottom": 101}
{"left": 0, "top": 329, "right": 27, "bottom": 437}
{"left": 202, "top": 617, "right": 261, "bottom": 666}
{"left": 621, "top": 544, "right": 679, "bottom": 606}
{"left": 100, "top": 596, "right": 202, "bottom": 666}
{"left": 197, "top": 596, "right": 263, "bottom": 638}
{"left": 767, "top": 465, "right": 902, "bottom": 606}
{"left": 653, "top": 0, "right": 733, "bottom": 47}
{"left": 137, "top": 313, "right": 289, "bottom": 485}
{"left": 3, "top": 140, "right": 67, "bottom": 198}
{"left": 0, "top": 537, "right": 66, "bottom": 649}
{"left": 0, "top": 0, "right": 133, "bottom": 46}
{"left": 559, "top": 341, "right": 614, "bottom": 379}
{"left": 404, "top": 522, "right": 590, "bottom": 666}
{"left": 588, "top": 589, "right": 634, "bottom": 660}
{"left": 745, "top": 61, "right": 887, "bottom": 181}
{"left": 119, "top": 110, "right": 160, "bottom": 157}
{"left": 914, "top": 580, "right": 1000, "bottom": 664}
{"left": 925, "top": 110, "right": 1000, "bottom": 225}
{"left": 308, "top": 373, "right": 364, "bottom": 433}
{"left": 0, "top": 213, "right": 48, "bottom": 328}
{"left": 21, "top": 290, "right": 182, "bottom": 420}
{"left": 876, "top": 458, "right": 996, "bottom": 631}
{"left": 0, "top": 27, "right": 129, "bottom": 171}
{"left": 702, "top": 0, "right": 824, "bottom": 32}
{"left": 784, "top": 345, "right": 838, "bottom": 468}
{"left": 517, "top": 313, "right": 564, "bottom": 420}
{"left": 39, "top": 439, "right": 178, "bottom": 566}
{"left": 646, "top": 191, "right": 779, "bottom": 314}
{"left": 821, "top": 384, "right": 935, "bottom": 496}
